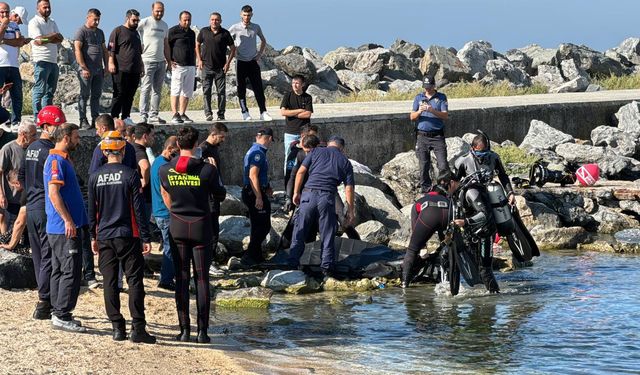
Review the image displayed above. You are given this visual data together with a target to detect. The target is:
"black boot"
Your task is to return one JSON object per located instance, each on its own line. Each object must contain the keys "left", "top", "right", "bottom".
{"left": 32, "top": 300, "right": 52, "bottom": 320}
{"left": 176, "top": 327, "right": 190, "bottom": 342}
{"left": 112, "top": 320, "right": 126, "bottom": 341}
{"left": 130, "top": 326, "right": 156, "bottom": 344}
{"left": 480, "top": 267, "right": 500, "bottom": 294}
{"left": 197, "top": 329, "right": 210, "bottom": 344}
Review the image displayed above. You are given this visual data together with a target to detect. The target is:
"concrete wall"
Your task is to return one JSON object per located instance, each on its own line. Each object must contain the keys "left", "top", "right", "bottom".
{"left": 73, "top": 97, "right": 634, "bottom": 187}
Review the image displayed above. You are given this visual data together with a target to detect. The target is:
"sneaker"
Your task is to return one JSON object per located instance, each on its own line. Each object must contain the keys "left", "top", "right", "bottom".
{"left": 140, "top": 115, "right": 148, "bottom": 124}
{"left": 209, "top": 263, "right": 226, "bottom": 278}
{"left": 242, "top": 111, "right": 252, "bottom": 121}
{"left": 123, "top": 117, "right": 136, "bottom": 126}
{"left": 205, "top": 114, "right": 213, "bottom": 122}
{"left": 181, "top": 114, "right": 193, "bottom": 124}
{"left": 157, "top": 281, "right": 176, "bottom": 291}
{"left": 79, "top": 119, "right": 91, "bottom": 130}
{"left": 10, "top": 122, "right": 20, "bottom": 132}
{"left": 130, "top": 328, "right": 157, "bottom": 344}
{"left": 171, "top": 113, "right": 183, "bottom": 124}
{"left": 217, "top": 115, "right": 225, "bottom": 121}
{"left": 33, "top": 300, "right": 52, "bottom": 320}
{"left": 260, "top": 111, "right": 273, "bottom": 121}
{"left": 87, "top": 279, "right": 100, "bottom": 289}
{"left": 148, "top": 116, "right": 166, "bottom": 125}
{"left": 0, "top": 122, "right": 10, "bottom": 132}
{"left": 52, "top": 315, "right": 87, "bottom": 333}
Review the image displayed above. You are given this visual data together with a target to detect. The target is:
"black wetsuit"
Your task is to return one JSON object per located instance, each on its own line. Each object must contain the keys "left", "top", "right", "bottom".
{"left": 88, "top": 162, "right": 151, "bottom": 331}
{"left": 402, "top": 190, "right": 451, "bottom": 284}
{"left": 160, "top": 156, "right": 226, "bottom": 331}
{"left": 199, "top": 140, "right": 223, "bottom": 253}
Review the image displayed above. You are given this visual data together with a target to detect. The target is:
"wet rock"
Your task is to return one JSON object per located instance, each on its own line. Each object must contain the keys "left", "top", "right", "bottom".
{"left": 336, "top": 70, "right": 379, "bottom": 92}
{"left": 518, "top": 44, "right": 558, "bottom": 71}
{"left": 591, "top": 206, "right": 638, "bottom": 234}
{"left": 274, "top": 54, "right": 317, "bottom": 82}
{"left": 322, "top": 47, "right": 358, "bottom": 71}
{"left": 615, "top": 37, "right": 640, "bottom": 65}
{"left": 505, "top": 49, "right": 534, "bottom": 75}
{"left": 219, "top": 215, "right": 251, "bottom": 254}
{"left": 484, "top": 59, "right": 530, "bottom": 87}
{"left": 322, "top": 277, "right": 377, "bottom": 292}
{"left": 549, "top": 76, "right": 590, "bottom": 93}
{"left": 615, "top": 101, "right": 640, "bottom": 134}
{"left": 532, "top": 65, "right": 565, "bottom": 89}
{"left": 519, "top": 119, "right": 574, "bottom": 151}
{"left": 390, "top": 39, "right": 425, "bottom": 59}
{"left": 261, "top": 270, "right": 321, "bottom": 294}
{"left": 556, "top": 43, "right": 625, "bottom": 77}
{"left": 530, "top": 226, "right": 593, "bottom": 250}
{"left": 419, "top": 45, "right": 471, "bottom": 82}
{"left": 456, "top": 40, "right": 495, "bottom": 78}
{"left": 220, "top": 185, "right": 248, "bottom": 217}
{"left": 355, "top": 220, "right": 390, "bottom": 245}
{"left": 0, "top": 249, "right": 36, "bottom": 289}
{"left": 577, "top": 240, "right": 616, "bottom": 253}
{"left": 514, "top": 196, "right": 561, "bottom": 229}
{"left": 213, "top": 275, "right": 262, "bottom": 289}
{"left": 388, "top": 79, "right": 423, "bottom": 93}
{"left": 590, "top": 125, "right": 639, "bottom": 157}
{"left": 214, "top": 287, "right": 273, "bottom": 309}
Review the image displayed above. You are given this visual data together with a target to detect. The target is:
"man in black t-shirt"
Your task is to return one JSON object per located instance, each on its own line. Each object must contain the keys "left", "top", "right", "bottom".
{"left": 280, "top": 74, "right": 313, "bottom": 173}
{"left": 108, "top": 9, "right": 143, "bottom": 125}
{"left": 195, "top": 12, "right": 236, "bottom": 121}
{"left": 133, "top": 123, "right": 154, "bottom": 221}
{"left": 168, "top": 11, "right": 196, "bottom": 125}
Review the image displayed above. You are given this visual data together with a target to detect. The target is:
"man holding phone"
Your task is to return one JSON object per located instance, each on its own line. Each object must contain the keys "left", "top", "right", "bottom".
{"left": 0, "top": 2, "right": 30, "bottom": 126}
{"left": 409, "top": 76, "right": 449, "bottom": 193}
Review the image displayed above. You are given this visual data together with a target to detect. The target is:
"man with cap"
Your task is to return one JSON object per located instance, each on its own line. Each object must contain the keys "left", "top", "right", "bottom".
{"left": 88, "top": 130, "right": 156, "bottom": 343}
{"left": 409, "top": 76, "right": 449, "bottom": 193}
{"left": 0, "top": 2, "right": 30, "bottom": 125}
{"left": 240, "top": 127, "right": 274, "bottom": 267}
{"left": 287, "top": 135, "right": 355, "bottom": 277}
{"left": 20, "top": 105, "right": 65, "bottom": 320}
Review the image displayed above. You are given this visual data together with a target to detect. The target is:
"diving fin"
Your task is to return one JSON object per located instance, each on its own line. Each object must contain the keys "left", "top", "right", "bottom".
{"left": 451, "top": 230, "right": 482, "bottom": 286}
{"left": 507, "top": 205, "right": 540, "bottom": 260}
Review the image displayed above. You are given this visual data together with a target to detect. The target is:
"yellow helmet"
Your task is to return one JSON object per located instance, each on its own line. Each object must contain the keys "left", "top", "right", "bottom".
{"left": 101, "top": 130, "right": 126, "bottom": 151}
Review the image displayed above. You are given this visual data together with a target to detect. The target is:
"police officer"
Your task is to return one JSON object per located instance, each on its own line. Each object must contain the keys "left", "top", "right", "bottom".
{"left": 402, "top": 171, "right": 464, "bottom": 288}
{"left": 20, "top": 105, "right": 66, "bottom": 320}
{"left": 409, "top": 76, "right": 449, "bottom": 193}
{"left": 160, "top": 126, "right": 226, "bottom": 344}
{"left": 287, "top": 136, "right": 355, "bottom": 277}
{"left": 88, "top": 131, "right": 156, "bottom": 343}
{"left": 241, "top": 127, "right": 274, "bottom": 267}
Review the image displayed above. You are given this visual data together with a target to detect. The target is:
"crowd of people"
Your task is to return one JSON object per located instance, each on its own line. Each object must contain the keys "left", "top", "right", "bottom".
{"left": 0, "top": 0, "right": 521, "bottom": 346}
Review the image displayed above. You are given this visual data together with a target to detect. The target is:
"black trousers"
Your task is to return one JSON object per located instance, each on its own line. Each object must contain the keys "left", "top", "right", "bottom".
{"left": 81, "top": 226, "right": 96, "bottom": 281}
{"left": 98, "top": 237, "right": 147, "bottom": 330}
{"left": 49, "top": 233, "right": 83, "bottom": 320}
{"left": 415, "top": 133, "right": 449, "bottom": 192}
{"left": 402, "top": 204, "right": 448, "bottom": 281}
{"left": 236, "top": 60, "right": 266, "bottom": 113}
{"left": 170, "top": 213, "right": 213, "bottom": 330}
{"left": 111, "top": 70, "right": 141, "bottom": 119}
{"left": 27, "top": 209, "right": 51, "bottom": 302}
{"left": 202, "top": 67, "right": 227, "bottom": 117}
{"left": 241, "top": 187, "right": 271, "bottom": 261}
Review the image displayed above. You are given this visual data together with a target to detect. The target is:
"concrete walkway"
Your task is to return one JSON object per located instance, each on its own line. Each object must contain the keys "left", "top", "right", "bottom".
{"left": 65, "top": 89, "right": 640, "bottom": 125}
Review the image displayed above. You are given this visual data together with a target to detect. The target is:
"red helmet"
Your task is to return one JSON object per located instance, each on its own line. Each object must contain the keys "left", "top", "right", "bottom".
{"left": 37, "top": 105, "right": 66, "bottom": 127}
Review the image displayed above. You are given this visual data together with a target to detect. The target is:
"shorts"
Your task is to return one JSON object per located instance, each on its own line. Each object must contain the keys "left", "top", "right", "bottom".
{"left": 170, "top": 65, "right": 196, "bottom": 98}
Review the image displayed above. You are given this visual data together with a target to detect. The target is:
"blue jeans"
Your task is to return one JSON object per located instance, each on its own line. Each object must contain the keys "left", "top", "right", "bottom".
{"left": 78, "top": 69, "right": 104, "bottom": 123}
{"left": 284, "top": 132, "right": 300, "bottom": 173}
{"left": 155, "top": 216, "right": 175, "bottom": 284}
{"left": 32, "top": 61, "right": 59, "bottom": 118}
{"left": 0, "top": 67, "right": 23, "bottom": 123}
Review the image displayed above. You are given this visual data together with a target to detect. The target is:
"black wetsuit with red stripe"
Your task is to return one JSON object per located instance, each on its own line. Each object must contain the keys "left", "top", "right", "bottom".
{"left": 402, "top": 190, "right": 451, "bottom": 282}
{"left": 159, "top": 155, "right": 226, "bottom": 331}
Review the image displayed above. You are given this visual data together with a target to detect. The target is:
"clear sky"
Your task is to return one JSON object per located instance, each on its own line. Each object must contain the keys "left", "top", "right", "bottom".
{"left": 18, "top": 0, "right": 640, "bottom": 55}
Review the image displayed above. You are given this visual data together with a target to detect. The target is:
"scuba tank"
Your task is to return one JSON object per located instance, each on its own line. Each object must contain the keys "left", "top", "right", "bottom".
{"left": 486, "top": 182, "right": 515, "bottom": 236}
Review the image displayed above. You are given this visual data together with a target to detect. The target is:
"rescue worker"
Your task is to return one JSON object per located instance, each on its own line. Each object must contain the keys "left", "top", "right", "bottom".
{"left": 287, "top": 136, "right": 355, "bottom": 277}
{"left": 88, "top": 131, "right": 156, "bottom": 343}
{"left": 20, "top": 105, "right": 65, "bottom": 320}
{"left": 240, "top": 127, "right": 273, "bottom": 267}
{"left": 401, "top": 171, "right": 464, "bottom": 288}
{"left": 159, "top": 126, "right": 226, "bottom": 344}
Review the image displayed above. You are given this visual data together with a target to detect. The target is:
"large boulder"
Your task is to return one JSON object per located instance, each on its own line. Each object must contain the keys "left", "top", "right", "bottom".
{"left": 555, "top": 143, "right": 640, "bottom": 179}
{"left": 0, "top": 250, "right": 36, "bottom": 289}
{"left": 505, "top": 49, "right": 534, "bottom": 75}
{"left": 390, "top": 39, "right": 425, "bottom": 59}
{"left": 336, "top": 70, "right": 379, "bottom": 92}
{"left": 591, "top": 206, "right": 638, "bottom": 234}
{"left": 220, "top": 185, "right": 249, "bottom": 216}
{"left": 273, "top": 54, "right": 317, "bottom": 82}
{"left": 556, "top": 43, "right": 625, "bottom": 77}
{"left": 532, "top": 65, "right": 565, "bottom": 89}
{"left": 349, "top": 159, "right": 394, "bottom": 196}
{"left": 385, "top": 52, "right": 423, "bottom": 81}
{"left": 419, "top": 45, "right": 471, "bottom": 82}
{"left": 456, "top": 40, "right": 495, "bottom": 78}
{"left": 522, "top": 191, "right": 598, "bottom": 230}
{"left": 549, "top": 76, "right": 590, "bottom": 93}
{"left": 529, "top": 226, "right": 593, "bottom": 250}
{"left": 518, "top": 44, "right": 558, "bottom": 71}
{"left": 322, "top": 47, "right": 358, "bottom": 71}
{"left": 560, "top": 59, "right": 589, "bottom": 81}
{"left": 615, "top": 37, "right": 640, "bottom": 65}
{"left": 519, "top": 120, "right": 574, "bottom": 151}
{"left": 484, "top": 59, "right": 531, "bottom": 87}
{"left": 356, "top": 186, "right": 405, "bottom": 231}
{"left": 338, "top": 189, "right": 374, "bottom": 227}
{"left": 615, "top": 101, "right": 640, "bottom": 134}
{"left": 261, "top": 69, "right": 292, "bottom": 94}
{"left": 514, "top": 196, "right": 561, "bottom": 229}
{"left": 591, "top": 125, "right": 639, "bottom": 157}
{"left": 351, "top": 48, "right": 391, "bottom": 76}
{"left": 306, "top": 84, "right": 343, "bottom": 103}
{"left": 355, "top": 220, "right": 390, "bottom": 245}
{"left": 380, "top": 151, "right": 421, "bottom": 207}
{"left": 218, "top": 215, "right": 251, "bottom": 254}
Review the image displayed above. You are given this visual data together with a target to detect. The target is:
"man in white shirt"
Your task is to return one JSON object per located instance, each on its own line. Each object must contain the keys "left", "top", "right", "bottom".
{"left": 0, "top": 3, "right": 30, "bottom": 125}
{"left": 28, "top": 0, "right": 63, "bottom": 119}
{"left": 138, "top": 1, "right": 170, "bottom": 125}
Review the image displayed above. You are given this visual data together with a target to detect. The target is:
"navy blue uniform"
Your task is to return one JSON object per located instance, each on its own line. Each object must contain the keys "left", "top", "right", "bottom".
{"left": 287, "top": 146, "right": 355, "bottom": 271}
{"left": 88, "top": 162, "right": 151, "bottom": 331}
{"left": 22, "top": 138, "right": 54, "bottom": 303}
{"left": 242, "top": 143, "right": 271, "bottom": 263}
{"left": 88, "top": 141, "right": 138, "bottom": 174}
{"left": 412, "top": 91, "right": 449, "bottom": 192}
{"left": 160, "top": 156, "right": 226, "bottom": 332}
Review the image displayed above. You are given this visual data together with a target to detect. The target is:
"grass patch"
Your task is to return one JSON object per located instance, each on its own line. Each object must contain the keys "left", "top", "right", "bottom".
{"left": 594, "top": 73, "right": 640, "bottom": 90}
{"left": 493, "top": 145, "right": 539, "bottom": 174}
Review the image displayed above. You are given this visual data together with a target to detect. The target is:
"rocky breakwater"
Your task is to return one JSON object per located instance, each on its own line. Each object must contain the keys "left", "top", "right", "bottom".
{"left": 19, "top": 34, "right": 640, "bottom": 112}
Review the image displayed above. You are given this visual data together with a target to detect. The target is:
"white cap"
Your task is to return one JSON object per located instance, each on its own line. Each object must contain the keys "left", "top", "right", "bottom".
{"left": 11, "top": 6, "right": 28, "bottom": 23}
